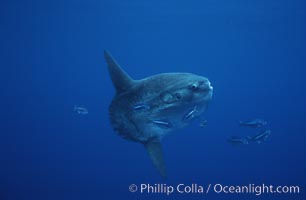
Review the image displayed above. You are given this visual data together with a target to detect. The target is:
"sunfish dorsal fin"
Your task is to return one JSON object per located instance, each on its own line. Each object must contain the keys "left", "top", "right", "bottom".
{"left": 144, "top": 139, "right": 167, "bottom": 179}
{"left": 104, "top": 50, "right": 135, "bottom": 93}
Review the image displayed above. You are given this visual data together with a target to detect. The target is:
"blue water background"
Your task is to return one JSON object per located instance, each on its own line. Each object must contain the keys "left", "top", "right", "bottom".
{"left": 1, "top": 0, "right": 306, "bottom": 199}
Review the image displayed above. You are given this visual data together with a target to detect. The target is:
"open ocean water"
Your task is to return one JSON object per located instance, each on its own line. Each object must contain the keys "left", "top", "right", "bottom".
{"left": 1, "top": 0, "right": 306, "bottom": 199}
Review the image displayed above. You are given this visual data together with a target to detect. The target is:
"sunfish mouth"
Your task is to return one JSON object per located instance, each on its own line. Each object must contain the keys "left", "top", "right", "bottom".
{"left": 200, "top": 81, "right": 213, "bottom": 100}
{"left": 204, "top": 81, "right": 213, "bottom": 91}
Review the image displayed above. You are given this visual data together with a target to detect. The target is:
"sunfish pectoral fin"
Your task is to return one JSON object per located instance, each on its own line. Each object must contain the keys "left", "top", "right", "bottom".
{"left": 104, "top": 50, "right": 135, "bottom": 93}
{"left": 143, "top": 139, "right": 167, "bottom": 179}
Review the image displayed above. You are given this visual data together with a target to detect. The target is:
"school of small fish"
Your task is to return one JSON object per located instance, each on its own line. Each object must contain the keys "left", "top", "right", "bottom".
{"left": 227, "top": 118, "right": 271, "bottom": 146}
{"left": 72, "top": 105, "right": 269, "bottom": 146}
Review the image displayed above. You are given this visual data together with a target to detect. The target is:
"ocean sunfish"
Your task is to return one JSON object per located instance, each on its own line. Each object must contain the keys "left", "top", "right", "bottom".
{"left": 104, "top": 51, "right": 213, "bottom": 178}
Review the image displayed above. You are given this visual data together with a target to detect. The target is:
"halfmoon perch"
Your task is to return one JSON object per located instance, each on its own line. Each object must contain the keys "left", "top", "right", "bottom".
{"left": 104, "top": 51, "right": 213, "bottom": 178}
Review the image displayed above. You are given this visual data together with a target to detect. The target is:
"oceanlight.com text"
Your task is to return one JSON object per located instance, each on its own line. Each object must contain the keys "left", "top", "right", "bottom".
{"left": 128, "top": 183, "right": 300, "bottom": 196}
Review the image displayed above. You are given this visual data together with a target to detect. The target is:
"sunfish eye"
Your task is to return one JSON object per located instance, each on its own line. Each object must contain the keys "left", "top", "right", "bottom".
{"left": 190, "top": 82, "right": 199, "bottom": 91}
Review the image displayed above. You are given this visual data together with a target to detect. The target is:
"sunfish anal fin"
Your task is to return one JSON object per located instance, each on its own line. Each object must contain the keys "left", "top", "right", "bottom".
{"left": 143, "top": 139, "right": 167, "bottom": 179}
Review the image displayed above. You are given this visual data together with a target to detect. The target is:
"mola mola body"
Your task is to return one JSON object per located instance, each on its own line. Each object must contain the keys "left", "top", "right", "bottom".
{"left": 104, "top": 51, "right": 213, "bottom": 178}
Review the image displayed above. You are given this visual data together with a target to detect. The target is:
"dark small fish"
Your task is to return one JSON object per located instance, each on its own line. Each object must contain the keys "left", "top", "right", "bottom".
{"left": 247, "top": 129, "right": 271, "bottom": 144}
{"left": 239, "top": 118, "right": 267, "bottom": 128}
{"left": 132, "top": 103, "right": 150, "bottom": 111}
{"left": 227, "top": 136, "right": 249, "bottom": 145}
{"left": 199, "top": 120, "right": 208, "bottom": 127}
{"left": 152, "top": 120, "right": 172, "bottom": 128}
{"left": 74, "top": 106, "right": 88, "bottom": 115}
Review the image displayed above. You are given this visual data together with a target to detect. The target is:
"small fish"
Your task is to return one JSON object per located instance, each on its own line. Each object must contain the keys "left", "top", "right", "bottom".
{"left": 132, "top": 103, "right": 150, "bottom": 111}
{"left": 239, "top": 118, "right": 267, "bottom": 128}
{"left": 152, "top": 120, "right": 172, "bottom": 128}
{"left": 183, "top": 106, "right": 198, "bottom": 121}
{"left": 199, "top": 120, "right": 208, "bottom": 127}
{"left": 247, "top": 129, "right": 271, "bottom": 144}
{"left": 73, "top": 105, "right": 88, "bottom": 115}
{"left": 227, "top": 136, "right": 249, "bottom": 145}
